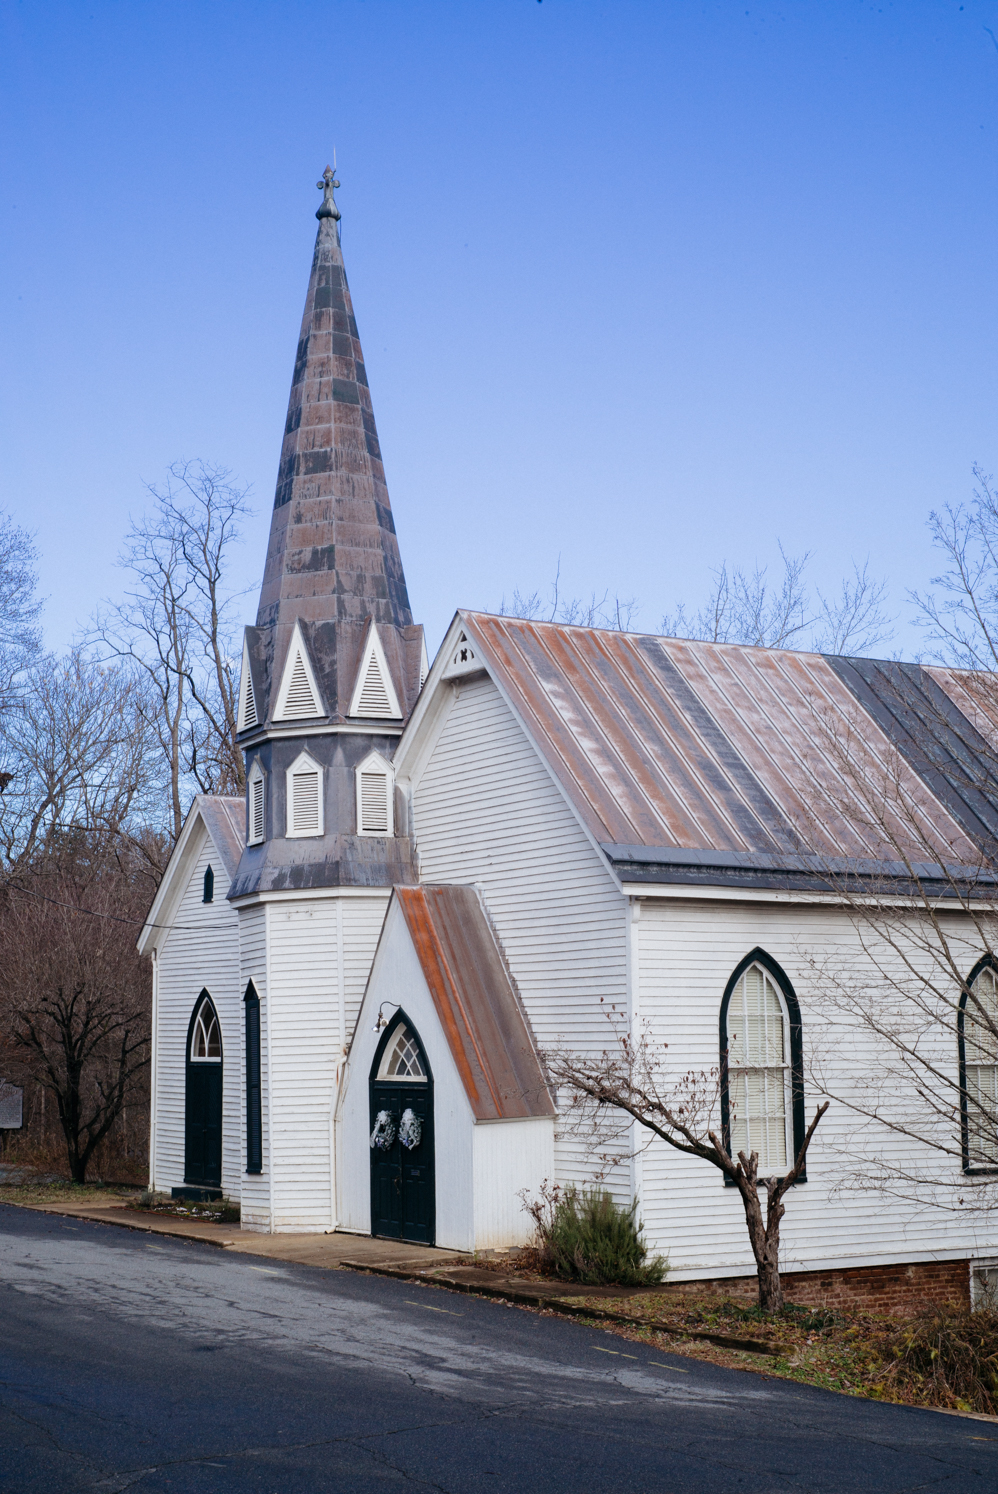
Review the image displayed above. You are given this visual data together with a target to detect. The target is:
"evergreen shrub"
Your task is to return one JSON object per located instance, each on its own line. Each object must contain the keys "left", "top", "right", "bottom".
{"left": 526, "top": 1183, "right": 668, "bottom": 1287}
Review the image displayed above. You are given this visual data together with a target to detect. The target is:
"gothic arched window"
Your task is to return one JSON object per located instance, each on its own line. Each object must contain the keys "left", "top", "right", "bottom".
{"left": 960, "top": 961, "right": 998, "bottom": 1172}
{"left": 720, "top": 951, "right": 805, "bottom": 1176}
{"left": 190, "top": 994, "right": 222, "bottom": 1062}
{"left": 377, "top": 1023, "right": 427, "bottom": 1081}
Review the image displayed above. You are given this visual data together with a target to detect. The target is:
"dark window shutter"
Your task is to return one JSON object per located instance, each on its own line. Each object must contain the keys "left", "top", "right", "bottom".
{"left": 244, "top": 981, "right": 262, "bottom": 1174}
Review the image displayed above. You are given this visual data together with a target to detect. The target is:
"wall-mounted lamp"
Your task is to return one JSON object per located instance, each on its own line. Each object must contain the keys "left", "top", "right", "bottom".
{"left": 372, "top": 1001, "right": 399, "bottom": 1034}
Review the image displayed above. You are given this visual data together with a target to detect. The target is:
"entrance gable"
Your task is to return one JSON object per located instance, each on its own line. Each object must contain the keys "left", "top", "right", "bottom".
{"left": 337, "top": 888, "right": 555, "bottom": 1251}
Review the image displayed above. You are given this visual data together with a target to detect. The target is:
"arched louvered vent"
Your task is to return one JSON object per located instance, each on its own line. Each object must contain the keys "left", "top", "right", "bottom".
{"left": 274, "top": 622, "right": 324, "bottom": 721}
{"left": 286, "top": 752, "right": 323, "bottom": 838}
{"left": 237, "top": 637, "right": 258, "bottom": 731}
{"left": 356, "top": 750, "right": 394, "bottom": 836}
{"left": 248, "top": 766, "right": 265, "bottom": 845}
{"left": 349, "top": 627, "right": 402, "bottom": 719}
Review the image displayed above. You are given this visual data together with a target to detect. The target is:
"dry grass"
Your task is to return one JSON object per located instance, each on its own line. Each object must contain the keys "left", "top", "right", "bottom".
{"left": 558, "top": 1291, "right": 998, "bottom": 1416}
{"left": 0, "top": 1179, "right": 143, "bottom": 1209}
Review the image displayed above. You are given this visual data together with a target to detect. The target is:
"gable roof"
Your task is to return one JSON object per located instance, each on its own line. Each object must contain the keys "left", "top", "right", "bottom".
{"left": 432, "top": 613, "right": 998, "bottom": 894}
{"left": 394, "top": 885, "right": 555, "bottom": 1121}
{"left": 137, "top": 796, "right": 244, "bottom": 956}
{"left": 198, "top": 797, "right": 245, "bottom": 879}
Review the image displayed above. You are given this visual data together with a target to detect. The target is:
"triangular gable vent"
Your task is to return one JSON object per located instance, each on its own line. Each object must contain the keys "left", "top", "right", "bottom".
{"left": 237, "top": 637, "right": 258, "bottom": 731}
{"left": 349, "top": 626, "right": 402, "bottom": 720}
{"left": 274, "top": 622, "right": 324, "bottom": 721}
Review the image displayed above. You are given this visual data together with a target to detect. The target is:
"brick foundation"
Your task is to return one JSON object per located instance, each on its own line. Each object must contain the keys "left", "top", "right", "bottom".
{"left": 664, "top": 1258, "right": 971, "bottom": 1314}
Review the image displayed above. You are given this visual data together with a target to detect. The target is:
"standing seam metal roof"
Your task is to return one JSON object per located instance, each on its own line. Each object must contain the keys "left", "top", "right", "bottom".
{"left": 458, "top": 613, "right": 997, "bottom": 873}
{"left": 395, "top": 886, "right": 555, "bottom": 1122}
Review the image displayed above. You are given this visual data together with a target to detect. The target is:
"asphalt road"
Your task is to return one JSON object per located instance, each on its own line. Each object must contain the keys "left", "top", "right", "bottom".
{"left": 1, "top": 1206, "right": 995, "bottom": 1493}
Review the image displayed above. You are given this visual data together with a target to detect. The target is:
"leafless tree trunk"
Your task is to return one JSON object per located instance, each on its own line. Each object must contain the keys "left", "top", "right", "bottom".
{"left": 547, "top": 1030, "right": 827, "bottom": 1312}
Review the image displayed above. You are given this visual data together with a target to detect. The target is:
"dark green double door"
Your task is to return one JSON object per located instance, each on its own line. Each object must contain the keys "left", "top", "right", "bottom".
{"left": 185, "top": 1064, "right": 223, "bottom": 1188}
{"left": 370, "top": 1083, "right": 434, "bottom": 1245}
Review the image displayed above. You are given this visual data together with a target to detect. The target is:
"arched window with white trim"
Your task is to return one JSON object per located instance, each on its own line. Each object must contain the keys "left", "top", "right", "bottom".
{"left": 286, "top": 750, "right": 323, "bottom": 838}
{"left": 377, "top": 1023, "right": 428, "bottom": 1081}
{"left": 960, "top": 962, "right": 998, "bottom": 1171}
{"left": 356, "top": 749, "right": 394, "bottom": 837}
{"left": 247, "top": 761, "right": 265, "bottom": 845}
{"left": 190, "top": 993, "right": 222, "bottom": 1061}
{"left": 720, "top": 951, "right": 805, "bottom": 1176}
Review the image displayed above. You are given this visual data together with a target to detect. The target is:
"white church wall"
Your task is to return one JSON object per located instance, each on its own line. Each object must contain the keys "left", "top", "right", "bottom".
{"left": 238, "top": 902, "right": 269, "bottom": 1230}
{"left": 409, "top": 675, "right": 631, "bottom": 1204}
{"left": 337, "top": 899, "right": 476, "bottom": 1249}
{"left": 260, "top": 890, "right": 390, "bottom": 1234}
{"left": 635, "top": 897, "right": 998, "bottom": 1279}
{"left": 151, "top": 823, "right": 241, "bottom": 1198}
{"left": 473, "top": 1119, "right": 554, "bottom": 1250}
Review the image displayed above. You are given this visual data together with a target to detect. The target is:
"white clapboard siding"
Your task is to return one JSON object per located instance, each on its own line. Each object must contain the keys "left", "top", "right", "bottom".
{"left": 153, "top": 826, "right": 240, "bottom": 1199}
{"left": 636, "top": 899, "right": 998, "bottom": 1277}
{"left": 412, "top": 675, "right": 630, "bottom": 1198}
{"left": 264, "top": 891, "right": 390, "bottom": 1232}
{"left": 238, "top": 903, "right": 269, "bottom": 1228}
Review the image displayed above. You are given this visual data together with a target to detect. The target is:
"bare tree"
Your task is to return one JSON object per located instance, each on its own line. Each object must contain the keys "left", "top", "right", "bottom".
{"left": 911, "top": 465, "right": 998, "bottom": 671}
{"left": 0, "top": 649, "right": 157, "bottom": 879}
{"left": 0, "top": 509, "right": 43, "bottom": 715}
{"left": 0, "top": 841, "right": 152, "bottom": 1182}
{"left": 90, "top": 460, "right": 252, "bottom": 843}
{"left": 547, "top": 1021, "right": 827, "bottom": 1312}
{"left": 662, "top": 547, "right": 893, "bottom": 656}
{"left": 499, "top": 559, "right": 638, "bottom": 631}
{"left": 773, "top": 664, "right": 998, "bottom": 1212}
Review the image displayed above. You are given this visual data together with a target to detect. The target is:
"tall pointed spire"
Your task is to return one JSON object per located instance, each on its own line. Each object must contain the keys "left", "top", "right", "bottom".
{"left": 256, "top": 167, "right": 412, "bottom": 634}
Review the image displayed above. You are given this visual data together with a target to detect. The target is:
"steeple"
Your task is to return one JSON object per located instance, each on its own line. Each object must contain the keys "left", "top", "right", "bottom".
{"left": 256, "top": 166, "right": 413, "bottom": 636}
{"left": 229, "top": 168, "right": 423, "bottom": 897}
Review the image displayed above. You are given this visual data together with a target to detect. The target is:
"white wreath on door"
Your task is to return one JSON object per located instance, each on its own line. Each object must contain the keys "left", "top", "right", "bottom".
{"left": 399, "top": 1108, "right": 422, "bottom": 1150}
{"left": 370, "top": 1110, "right": 396, "bottom": 1150}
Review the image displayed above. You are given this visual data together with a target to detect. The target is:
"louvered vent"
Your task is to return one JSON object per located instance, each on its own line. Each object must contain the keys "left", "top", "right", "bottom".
{"left": 249, "top": 775, "right": 265, "bottom": 844}
{"left": 291, "top": 769, "right": 320, "bottom": 835}
{"left": 360, "top": 772, "right": 389, "bottom": 834}
{"left": 282, "top": 651, "right": 319, "bottom": 717}
{"left": 239, "top": 667, "right": 258, "bottom": 730}
{"left": 356, "top": 654, "right": 392, "bottom": 716}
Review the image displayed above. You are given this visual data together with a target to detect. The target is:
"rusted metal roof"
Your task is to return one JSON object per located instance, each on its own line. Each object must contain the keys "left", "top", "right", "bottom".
{"left": 395, "top": 885, "right": 555, "bottom": 1121}
{"left": 458, "top": 613, "right": 998, "bottom": 887}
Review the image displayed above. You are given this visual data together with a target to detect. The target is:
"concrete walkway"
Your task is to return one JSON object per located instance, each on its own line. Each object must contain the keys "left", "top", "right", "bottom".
{"left": 9, "top": 1198, "right": 467, "bottom": 1270}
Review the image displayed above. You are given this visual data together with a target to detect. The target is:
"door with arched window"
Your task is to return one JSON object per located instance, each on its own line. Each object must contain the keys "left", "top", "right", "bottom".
{"left": 369, "top": 1016, "right": 434, "bottom": 1245}
{"left": 185, "top": 991, "right": 223, "bottom": 1190}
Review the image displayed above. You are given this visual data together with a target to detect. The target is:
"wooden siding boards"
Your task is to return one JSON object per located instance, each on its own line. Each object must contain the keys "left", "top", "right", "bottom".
{"left": 241, "top": 891, "right": 389, "bottom": 1232}
{"left": 636, "top": 900, "right": 998, "bottom": 1278}
{"left": 411, "top": 675, "right": 631, "bottom": 1198}
{"left": 152, "top": 823, "right": 241, "bottom": 1199}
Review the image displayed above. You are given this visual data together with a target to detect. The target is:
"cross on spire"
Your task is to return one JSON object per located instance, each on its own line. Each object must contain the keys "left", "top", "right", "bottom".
{"left": 316, "top": 164, "right": 341, "bottom": 221}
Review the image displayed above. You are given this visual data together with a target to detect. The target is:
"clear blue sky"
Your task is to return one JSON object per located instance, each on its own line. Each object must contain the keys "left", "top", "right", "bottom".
{"left": 1, "top": 1, "right": 996, "bottom": 659}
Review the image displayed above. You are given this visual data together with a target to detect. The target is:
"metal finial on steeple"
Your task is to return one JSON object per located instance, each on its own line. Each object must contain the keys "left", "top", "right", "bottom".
{"left": 316, "top": 164, "right": 341, "bottom": 221}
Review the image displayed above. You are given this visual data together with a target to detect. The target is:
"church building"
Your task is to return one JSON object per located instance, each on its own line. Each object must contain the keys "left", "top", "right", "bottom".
{"left": 140, "top": 170, "right": 998, "bottom": 1303}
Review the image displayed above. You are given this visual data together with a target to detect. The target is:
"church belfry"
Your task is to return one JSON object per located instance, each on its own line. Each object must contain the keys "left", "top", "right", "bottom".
{"left": 229, "top": 168, "right": 422, "bottom": 897}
